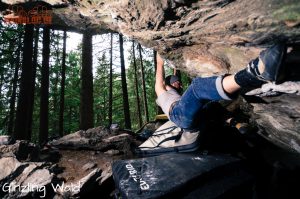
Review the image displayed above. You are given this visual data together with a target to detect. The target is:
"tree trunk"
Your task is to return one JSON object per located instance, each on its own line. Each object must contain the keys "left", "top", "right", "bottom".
{"left": 14, "top": 24, "right": 34, "bottom": 140}
{"left": 27, "top": 27, "right": 39, "bottom": 140}
{"left": 59, "top": 30, "right": 67, "bottom": 137}
{"left": 108, "top": 33, "right": 113, "bottom": 126}
{"left": 0, "top": 75, "right": 3, "bottom": 101}
{"left": 7, "top": 31, "right": 23, "bottom": 135}
{"left": 68, "top": 106, "right": 72, "bottom": 133}
{"left": 52, "top": 33, "right": 60, "bottom": 135}
{"left": 132, "top": 41, "right": 142, "bottom": 128}
{"left": 138, "top": 43, "right": 149, "bottom": 122}
{"left": 80, "top": 32, "right": 94, "bottom": 130}
{"left": 119, "top": 34, "right": 131, "bottom": 129}
{"left": 39, "top": 27, "right": 50, "bottom": 145}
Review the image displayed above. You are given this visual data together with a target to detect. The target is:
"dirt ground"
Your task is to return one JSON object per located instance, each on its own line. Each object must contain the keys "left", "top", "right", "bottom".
{"left": 56, "top": 150, "right": 120, "bottom": 184}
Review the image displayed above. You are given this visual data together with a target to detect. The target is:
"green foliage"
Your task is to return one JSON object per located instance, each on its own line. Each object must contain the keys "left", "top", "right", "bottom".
{"left": 31, "top": 31, "right": 82, "bottom": 139}
{"left": 94, "top": 53, "right": 110, "bottom": 126}
{"left": 143, "top": 59, "right": 157, "bottom": 121}
{"left": 0, "top": 21, "right": 24, "bottom": 134}
{"left": 63, "top": 50, "right": 82, "bottom": 134}
{"left": 0, "top": 26, "right": 191, "bottom": 139}
{"left": 126, "top": 46, "right": 157, "bottom": 130}
{"left": 273, "top": 3, "right": 300, "bottom": 21}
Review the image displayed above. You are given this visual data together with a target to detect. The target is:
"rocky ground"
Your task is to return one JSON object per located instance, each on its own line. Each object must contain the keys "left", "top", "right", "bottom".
{"left": 0, "top": 0, "right": 299, "bottom": 156}
{"left": 1, "top": 102, "right": 300, "bottom": 199}
{"left": 0, "top": 127, "right": 141, "bottom": 199}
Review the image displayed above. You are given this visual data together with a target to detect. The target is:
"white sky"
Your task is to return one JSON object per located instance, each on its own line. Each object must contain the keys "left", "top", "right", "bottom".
{"left": 66, "top": 32, "right": 134, "bottom": 73}
{"left": 66, "top": 32, "right": 82, "bottom": 52}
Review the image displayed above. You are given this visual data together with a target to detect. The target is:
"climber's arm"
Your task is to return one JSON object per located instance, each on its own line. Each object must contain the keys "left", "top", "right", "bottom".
{"left": 155, "top": 54, "right": 167, "bottom": 96}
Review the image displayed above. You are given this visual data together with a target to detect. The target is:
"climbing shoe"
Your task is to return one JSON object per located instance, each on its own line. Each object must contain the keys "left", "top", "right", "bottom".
{"left": 234, "top": 43, "right": 287, "bottom": 88}
{"left": 252, "top": 43, "right": 287, "bottom": 83}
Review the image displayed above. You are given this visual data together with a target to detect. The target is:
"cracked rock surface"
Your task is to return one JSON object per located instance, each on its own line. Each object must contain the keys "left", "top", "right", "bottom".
{"left": 0, "top": 0, "right": 300, "bottom": 155}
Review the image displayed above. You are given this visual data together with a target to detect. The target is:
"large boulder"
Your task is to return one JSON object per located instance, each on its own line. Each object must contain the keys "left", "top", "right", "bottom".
{"left": 0, "top": 156, "right": 54, "bottom": 198}
{"left": 49, "top": 126, "right": 139, "bottom": 155}
{"left": 1, "top": 0, "right": 299, "bottom": 76}
{"left": 0, "top": 0, "right": 300, "bottom": 156}
{"left": 0, "top": 127, "right": 140, "bottom": 198}
{"left": 249, "top": 93, "right": 300, "bottom": 153}
{"left": 0, "top": 139, "right": 39, "bottom": 161}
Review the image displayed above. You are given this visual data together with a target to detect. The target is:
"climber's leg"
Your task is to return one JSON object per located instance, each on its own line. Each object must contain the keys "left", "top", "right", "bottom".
{"left": 169, "top": 75, "right": 232, "bottom": 130}
{"left": 169, "top": 43, "right": 287, "bottom": 130}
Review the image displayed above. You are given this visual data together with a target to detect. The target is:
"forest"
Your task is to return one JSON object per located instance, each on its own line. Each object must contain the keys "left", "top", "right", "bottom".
{"left": 0, "top": 1, "right": 300, "bottom": 198}
{"left": 0, "top": 21, "right": 192, "bottom": 144}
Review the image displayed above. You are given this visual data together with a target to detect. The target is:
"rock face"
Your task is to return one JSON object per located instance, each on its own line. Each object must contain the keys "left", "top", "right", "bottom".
{"left": 0, "top": 155, "right": 54, "bottom": 198}
{"left": 0, "top": 140, "right": 39, "bottom": 161}
{"left": 1, "top": 121, "right": 300, "bottom": 199}
{"left": 49, "top": 126, "right": 138, "bottom": 154}
{"left": 1, "top": 0, "right": 300, "bottom": 155}
{"left": 250, "top": 94, "right": 300, "bottom": 153}
{"left": 1, "top": 0, "right": 300, "bottom": 76}
{"left": 0, "top": 127, "right": 140, "bottom": 198}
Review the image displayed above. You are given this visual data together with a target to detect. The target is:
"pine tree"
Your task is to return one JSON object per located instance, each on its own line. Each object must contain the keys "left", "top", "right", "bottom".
{"left": 7, "top": 27, "right": 23, "bottom": 135}
{"left": 58, "top": 30, "right": 67, "bottom": 137}
{"left": 138, "top": 43, "right": 149, "bottom": 122}
{"left": 39, "top": 27, "right": 50, "bottom": 145}
{"left": 80, "top": 32, "right": 94, "bottom": 130}
{"left": 132, "top": 41, "right": 142, "bottom": 128}
{"left": 119, "top": 34, "right": 131, "bottom": 129}
{"left": 27, "top": 27, "right": 39, "bottom": 139}
{"left": 108, "top": 33, "right": 113, "bottom": 126}
{"left": 14, "top": 24, "right": 34, "bottom": 140}
{"left": 64, "top": 51, "right": 81, "bottom": 133}
{"left": 94, "top": 53, "right": 109, "bottom": 126}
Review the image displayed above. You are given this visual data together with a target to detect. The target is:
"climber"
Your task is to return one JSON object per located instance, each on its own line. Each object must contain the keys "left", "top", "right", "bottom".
{"left": 155, "top": 43, "right": 287, "bottom": 130}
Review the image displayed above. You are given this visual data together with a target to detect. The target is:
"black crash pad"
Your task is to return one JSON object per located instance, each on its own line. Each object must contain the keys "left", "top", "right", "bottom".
{"left": 112, "top": 153, "right": 254, "bottom": 199}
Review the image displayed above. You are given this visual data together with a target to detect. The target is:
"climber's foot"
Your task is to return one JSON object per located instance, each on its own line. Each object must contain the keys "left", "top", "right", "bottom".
{"left": 248, "top": 43, "right": 287, "bottom": 83}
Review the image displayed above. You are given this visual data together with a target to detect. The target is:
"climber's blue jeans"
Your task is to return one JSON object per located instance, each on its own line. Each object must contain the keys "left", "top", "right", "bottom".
{"left": 169, "top": 76, "right": 232, "bottom": 130}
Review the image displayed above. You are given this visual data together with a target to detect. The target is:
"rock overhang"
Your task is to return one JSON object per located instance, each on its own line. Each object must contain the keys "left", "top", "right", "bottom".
{"left": 1, "top": 0, "right": 300, "bottom": 153}
{"left": 1, "top": 0, "right": 299, "bottom": 76}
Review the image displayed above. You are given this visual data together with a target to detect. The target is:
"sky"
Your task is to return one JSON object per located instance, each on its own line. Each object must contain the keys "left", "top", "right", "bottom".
{"left": 66, "top": 32, "right": 82, "bottom": 52}
{"left": 65, "top": 32, "right": 137, "bottom": 73}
